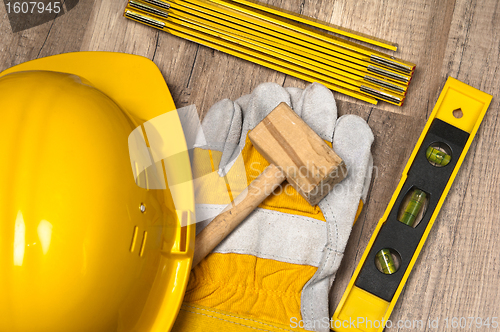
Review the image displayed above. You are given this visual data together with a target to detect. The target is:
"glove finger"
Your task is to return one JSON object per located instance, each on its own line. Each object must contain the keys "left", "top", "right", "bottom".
{"left": 217, "top": 101, "right": 243, "bottom": 173}
{"left": 197, "top": 98, "right": 240, "bottom": 161}
{"left": 285, "top": 86, "right": 304, "bottom": 112}
{"left": 234, "top": 92, "right": 251, "bottom": 111}
{"left": 238, "top": 82, "right": 292, "bottom": 144}
{"left": 301, "top": 114, "right": 373, "bottom": 331}
{"left": 327, "top": 114, "right": 374, "bottom": 245}
{"left": 293, "top": 82, "right": 337, "bottom": 142}
{"left": 360, "top": 153, "right": 374, "bottom": 205}
{"left": 203, "top": 83, "right": 291, "bottom": 173}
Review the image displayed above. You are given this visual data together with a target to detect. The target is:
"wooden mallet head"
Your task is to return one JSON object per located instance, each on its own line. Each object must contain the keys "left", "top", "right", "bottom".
{"left": 249, "top": 102, "right": 347, "bottom": 205}
{"left": 193, "top": 102, "right": 347, "bottom": 266}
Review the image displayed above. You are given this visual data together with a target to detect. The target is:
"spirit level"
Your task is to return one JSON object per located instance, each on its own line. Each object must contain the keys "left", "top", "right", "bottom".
{"left": 332, "top": 77, "right": 492, "bottom": 332}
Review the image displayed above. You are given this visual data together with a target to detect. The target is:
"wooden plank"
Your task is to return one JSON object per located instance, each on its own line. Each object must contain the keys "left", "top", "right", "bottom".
{"left": 0, "top": 4, "right": 52, "bottom": 71}
{"left": 36, "top": 0, "right": 96, "bottom": 57}
{"left": 80, "top": 0, "right": 199, "bottom": 103}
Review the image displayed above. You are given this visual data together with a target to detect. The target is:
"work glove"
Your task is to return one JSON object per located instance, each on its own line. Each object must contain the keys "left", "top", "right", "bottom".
{"left": 172, "top": 82, "right": 374, "bottom": 332}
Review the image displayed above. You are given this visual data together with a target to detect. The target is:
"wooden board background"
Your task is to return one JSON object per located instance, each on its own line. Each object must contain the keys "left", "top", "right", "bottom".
{"left": 1, "top": 0, "right": 499, "bottom": 330}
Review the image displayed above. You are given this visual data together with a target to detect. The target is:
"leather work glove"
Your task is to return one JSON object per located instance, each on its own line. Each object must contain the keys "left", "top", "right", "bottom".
{"left": 172, "top": 82, "right": 374, "bottom": 332}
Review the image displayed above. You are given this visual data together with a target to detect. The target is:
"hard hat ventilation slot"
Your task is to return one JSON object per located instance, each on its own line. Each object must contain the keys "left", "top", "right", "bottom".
{"left": 139, "top": 231, "right": 148, "bottom": 257}
{"left": 172, "top": 211, "right": 189, "bottom": 253}
{"left": 179, "top": 226, "right": 187, "bottom": 253}
{"left": 130, "top": 226, "right": 139, "bottom": 252}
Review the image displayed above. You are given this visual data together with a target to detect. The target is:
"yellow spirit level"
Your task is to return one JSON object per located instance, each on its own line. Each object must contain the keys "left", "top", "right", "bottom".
{"left": 332, "top": 77, "right": 492, "bottom": 332}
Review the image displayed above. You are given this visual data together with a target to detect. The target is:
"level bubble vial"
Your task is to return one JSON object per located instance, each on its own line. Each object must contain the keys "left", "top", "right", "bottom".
{"left": 426, "top": 142, "right": 452, "bottom": 167}
{"left": 398, "top": 188, "right": 429, "bottom": 227}
{"left": 375, "top": 248, "right": 401, "bottom": 275}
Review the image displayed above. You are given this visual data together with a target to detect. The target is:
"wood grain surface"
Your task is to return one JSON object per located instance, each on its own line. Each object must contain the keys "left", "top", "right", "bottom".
{"left": 1, "top": 0, "right": 499, "bottom": 330}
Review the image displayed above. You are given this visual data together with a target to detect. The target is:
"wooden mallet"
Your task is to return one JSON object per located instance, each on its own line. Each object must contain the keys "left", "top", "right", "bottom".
{"left": 192, "top": 102, "right": 347, "bottom": 266}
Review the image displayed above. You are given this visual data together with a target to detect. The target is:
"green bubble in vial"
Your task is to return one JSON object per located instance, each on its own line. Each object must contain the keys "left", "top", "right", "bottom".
{"left": 426, "top": 147, "right": 451, "bottom": 166}
{"left": 400, "top": 189, "right": 427, "bottom": 227}
{"left": 376, "top": 249, "right": 397, "bottom": 274}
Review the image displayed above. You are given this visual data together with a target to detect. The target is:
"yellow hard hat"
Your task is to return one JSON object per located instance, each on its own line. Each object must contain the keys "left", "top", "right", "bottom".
{"left": 0, "top": 52, "right": 195, "bottom": 332}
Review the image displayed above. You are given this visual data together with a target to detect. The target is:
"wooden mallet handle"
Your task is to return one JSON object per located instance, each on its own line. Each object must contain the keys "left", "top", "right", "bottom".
{"left": 192, "top": 164, "right": 286, "bottom": 267}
